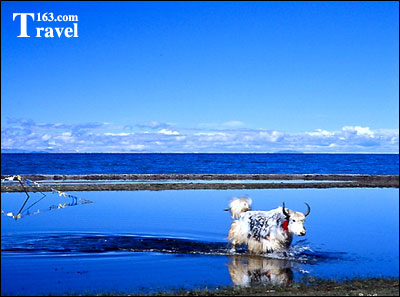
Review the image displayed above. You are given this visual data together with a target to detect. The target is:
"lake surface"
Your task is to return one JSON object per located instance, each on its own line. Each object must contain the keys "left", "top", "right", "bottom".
{"left": 1, "top": 188, "right": 398, "bottom": 295}
{"left": 2, "top": 153, "right": 399, "bottom": 175}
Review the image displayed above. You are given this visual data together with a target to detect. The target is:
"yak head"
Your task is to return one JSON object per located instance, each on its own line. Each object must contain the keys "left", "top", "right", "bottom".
{"left": 282, "top": 202, "right": 310, "bottom": 236}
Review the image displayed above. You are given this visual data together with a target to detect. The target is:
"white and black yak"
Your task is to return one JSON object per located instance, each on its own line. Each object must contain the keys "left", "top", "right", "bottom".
{"left": 227, "top": 197, "right": 310, "bottom": 254}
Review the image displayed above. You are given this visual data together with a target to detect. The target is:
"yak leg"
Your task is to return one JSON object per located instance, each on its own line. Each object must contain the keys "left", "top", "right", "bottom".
{"left": 228, "top": 220, "right": 243, "bottom": 253}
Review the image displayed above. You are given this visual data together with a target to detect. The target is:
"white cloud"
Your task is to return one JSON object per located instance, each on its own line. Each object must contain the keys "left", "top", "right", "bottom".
{"left": 194, "top": 132, "right": 226, "bottom": 136}
{"left": 306, "top": 129, "right": 334, "bottom": 137}
{"left": 1, "top": 119, "right": 398, "bottom": 153}
{"left": 259, "top": 130, "right": 284, "bottom": 142}
{"left": 127, "top": 144, "right": 145, "bottom": 150}
{"left": 104, "top": 132, "right": 130, "bottom": 136}
{"left": 55, "top": 132, "right": 75, "bottom": 143}
{"left": 342, "top": 126, "right": 375, "bottom": 137}
{"left": 157, "top": 129, "right": 180, "bottom": 135}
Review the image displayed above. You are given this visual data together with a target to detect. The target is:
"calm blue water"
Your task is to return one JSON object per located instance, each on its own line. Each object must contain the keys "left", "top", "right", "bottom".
{"left": 1, "top": 188, "right": 399, "bottom": 295}
{"left": 1, "top": 154, "right": 399, "bottom": 295}
{"left": 1, "top": 153, "right": 399, "bottom": 175}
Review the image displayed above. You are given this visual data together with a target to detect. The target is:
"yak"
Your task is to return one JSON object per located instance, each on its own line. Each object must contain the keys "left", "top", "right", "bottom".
{"left": 227, "top": 197, "right": 310, "bottom": 254}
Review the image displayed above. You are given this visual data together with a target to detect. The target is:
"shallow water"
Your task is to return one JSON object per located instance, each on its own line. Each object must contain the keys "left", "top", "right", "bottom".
{"left": 1, "top": 188, "right": 399, "bottom": 295}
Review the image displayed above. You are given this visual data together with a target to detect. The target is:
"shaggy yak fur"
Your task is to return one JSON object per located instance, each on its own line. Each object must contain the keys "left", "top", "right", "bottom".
{"left": 227, "top": 197, "right": 310, "bottom": 254}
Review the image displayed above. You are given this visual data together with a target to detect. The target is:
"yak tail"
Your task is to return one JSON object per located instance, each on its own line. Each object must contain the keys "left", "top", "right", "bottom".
{"left": 226, "top": 197, "right": 252, "bottom": 219}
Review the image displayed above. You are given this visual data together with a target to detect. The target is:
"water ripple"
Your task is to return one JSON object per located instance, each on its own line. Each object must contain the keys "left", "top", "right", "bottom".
{"left": 1, "top": 233, "right": 346, "bottom": 263}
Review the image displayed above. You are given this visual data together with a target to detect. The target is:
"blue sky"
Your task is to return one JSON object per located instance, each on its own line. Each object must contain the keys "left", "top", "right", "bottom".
{"left": 1, "top": 1, "right": 399, "bottom": 153}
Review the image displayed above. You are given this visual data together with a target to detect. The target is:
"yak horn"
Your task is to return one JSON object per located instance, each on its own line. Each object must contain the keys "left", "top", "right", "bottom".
{"left": 304, "top": 203, "right": 311, "bottom": 217}
{"left": 282, "top": 202, "right": 290, "bottom": 218}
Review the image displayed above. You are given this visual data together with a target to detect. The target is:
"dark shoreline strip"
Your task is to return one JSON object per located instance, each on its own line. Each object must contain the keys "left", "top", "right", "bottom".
{"left": 1, "top": 174, "right": 398, "bottom": 192}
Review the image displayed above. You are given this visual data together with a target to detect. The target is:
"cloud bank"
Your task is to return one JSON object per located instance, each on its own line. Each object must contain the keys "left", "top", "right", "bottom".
{"left": 1, "top": 118, "right": 398, "bottom": 153}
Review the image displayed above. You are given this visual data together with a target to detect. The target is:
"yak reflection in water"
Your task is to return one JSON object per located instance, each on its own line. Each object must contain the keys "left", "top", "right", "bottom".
{"left": 228, "top": 256, "right": 294, "bottom": 287}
